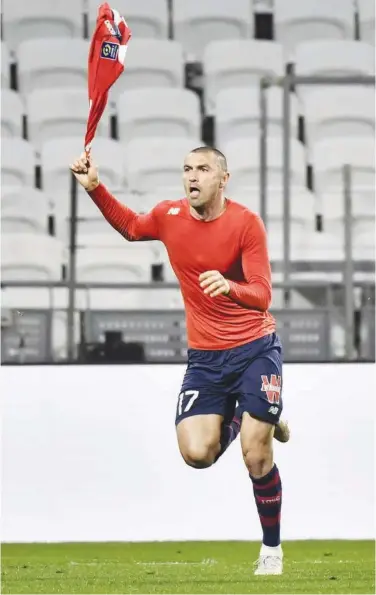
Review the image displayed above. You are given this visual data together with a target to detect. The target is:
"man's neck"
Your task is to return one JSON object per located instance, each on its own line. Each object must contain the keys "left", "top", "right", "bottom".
{"left": 190, "top": 195, "right": 227, "bottom": 222}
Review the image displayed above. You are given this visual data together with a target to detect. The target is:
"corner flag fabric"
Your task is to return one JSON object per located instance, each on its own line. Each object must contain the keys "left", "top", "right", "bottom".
{"left": 85, "top": 2, "right": 131, "bottom": 154}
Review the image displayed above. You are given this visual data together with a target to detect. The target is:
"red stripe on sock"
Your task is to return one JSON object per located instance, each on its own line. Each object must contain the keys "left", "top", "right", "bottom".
{"left": 253, "top": 473, "right": 280, "bottom": 491}
{"left": 259, "top": 513, "right": 281, "bottom": 527}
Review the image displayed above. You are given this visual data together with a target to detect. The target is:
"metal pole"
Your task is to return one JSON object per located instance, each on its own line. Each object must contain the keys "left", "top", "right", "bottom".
{"left": 259, "top": 78, "right": 268, "bottom": 227}
{"left": 67, "top": 173, "right": 78, "bottom": 360}
{"left": 282, "top": 71, "right": 292, "bottom": 307}
{"left": 343, "top": 164, "right": 354, "bottom": 360}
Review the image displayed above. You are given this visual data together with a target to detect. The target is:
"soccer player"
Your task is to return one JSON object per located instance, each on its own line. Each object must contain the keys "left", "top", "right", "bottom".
{"left": 70, "top": 147, "right": 288, "bottom": 575}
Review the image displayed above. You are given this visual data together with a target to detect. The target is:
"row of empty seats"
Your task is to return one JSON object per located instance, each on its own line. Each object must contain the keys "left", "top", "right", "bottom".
{"left": 2, "top": 0, "right": 374, "bottom": 53}
{"left": 3, "top": 85, "right": 375, "bottom": 151}
{"left": 2, "top": 135, "right": 374, "bottom": 195}
{"left": 2, "top": 38, "right": 374, "bottom": 107}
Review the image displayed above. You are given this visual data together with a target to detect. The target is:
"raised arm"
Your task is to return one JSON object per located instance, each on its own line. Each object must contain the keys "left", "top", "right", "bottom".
{"left": 227, "top": 214, "right": 272, "bottom": 311}
{"left": 70, "top": 152, "right": 160, "bottom": 240}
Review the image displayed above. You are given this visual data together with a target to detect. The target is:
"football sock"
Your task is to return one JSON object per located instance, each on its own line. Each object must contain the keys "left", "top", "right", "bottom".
{"left": 214, "top": 415, "right": 241, "bottom": 462}
{"left": 250, "top": 463, "right": 282, "bottom": 547}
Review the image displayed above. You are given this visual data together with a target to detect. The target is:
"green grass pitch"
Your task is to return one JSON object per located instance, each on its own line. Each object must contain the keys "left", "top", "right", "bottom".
{"left": 1, "top": 541, "right": 374, "bottom": 594}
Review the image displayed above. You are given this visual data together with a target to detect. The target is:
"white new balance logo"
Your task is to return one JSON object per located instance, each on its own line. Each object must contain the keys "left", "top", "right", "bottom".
{"left": 167, "top": 208, "right": 180, "bottom": 215}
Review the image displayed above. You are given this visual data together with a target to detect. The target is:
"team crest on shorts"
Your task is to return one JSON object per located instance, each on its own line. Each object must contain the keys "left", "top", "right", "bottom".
{"left": 261, "top": 374, "right": 281, "bottom": 404}
{"left": 100, "top": 41, "right": 119, "bottom": 60}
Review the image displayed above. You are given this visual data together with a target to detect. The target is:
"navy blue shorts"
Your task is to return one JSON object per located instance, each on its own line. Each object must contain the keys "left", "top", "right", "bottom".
{"left": 175, "top": 333, "right": 283, "bottom": 426}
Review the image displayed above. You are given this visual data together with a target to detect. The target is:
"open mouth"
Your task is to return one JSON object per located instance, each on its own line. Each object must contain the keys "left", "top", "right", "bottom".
{"left": 189, "top": 185, "right": 200, "bottom": 198}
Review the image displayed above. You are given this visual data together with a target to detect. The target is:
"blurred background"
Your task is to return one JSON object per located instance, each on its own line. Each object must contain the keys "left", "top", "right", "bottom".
{"left": 0, "top": 0, "right": 375, "bottom": 365}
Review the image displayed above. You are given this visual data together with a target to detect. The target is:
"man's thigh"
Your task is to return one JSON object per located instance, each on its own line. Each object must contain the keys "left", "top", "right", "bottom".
{"left": 237, "top": 344, "right": 283, "bottom": 426}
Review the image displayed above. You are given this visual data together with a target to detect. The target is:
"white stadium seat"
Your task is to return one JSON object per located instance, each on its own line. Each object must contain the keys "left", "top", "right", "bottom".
{"left": 204, "top": 40, "right": 285, "bottom": 113}
{"left": 83, "top": 287, "right": 184, "bottom": 310}
{"left": 215, "top": 87, "right": 299, "bottom": 145}
{"left": 107, "top": 39, "right": 184, "bottom": 99}
{"left": 353, "top": 221, "right": 375, "bottom": 260}
{"left": 358, "top": 0, "right": 375, "bottom": 45}
{"left": 18, "top": 39, "right": 89, "bottom": 95}
{"left": 117, "top": 88, "right": 201, "bottom": 142}
{"left": 27, "top": 88, "right": 110, "bottom": 150}
{"left": 1, "top": 187, "right": 50, "bottom": 234}
{"left": 294, "top": 40, "right": 375, "bottom": 77}
{"left": 125, "top": 136, "right": 201, "bottom": 193}
{"left": 173, "top": 0, "right": 253, "bottom": 60}
{"left": 312, "top": 137, "right": 375, "bottom": 194}
{"left": 89, "top": 0, "right": 168, "bottom": 40}
{"left": 1, "top": 139, "right": 35, "bottom": 187}
{"left": 1, "top": 42, "right": 10, "bottom": 88}
{"left": 41, "top": 137, "right": 123, "bottom": 197}
{"left": 77, "top": 242, "right": 154, "bottom": 283}
{"left": 1, "top": 90, "right": 24, "bottom": 138}
{"left": 303, "top": 87, "right": 375, "bottom": 151}
{"left": 320, "top": 190, "right": 375, "bottom": 221}
{"left": 2, "top": 0, "right": 83, "bottom": 50}
{"left": 1, "top": 234, "right": 64, "bottom": 281}
{"left": 224, "top": 137, "right": 307, "bottom": 192}
{"left": 274, "top": 0, "right": 355, "bottom": 56}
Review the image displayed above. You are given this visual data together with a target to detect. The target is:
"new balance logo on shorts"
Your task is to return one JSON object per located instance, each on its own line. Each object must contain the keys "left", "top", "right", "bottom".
{"left": 261, "top": 374, "right": 281, "bottom": 405}
{"left": 268, "top": 406, "right": 279, "bottom": 415}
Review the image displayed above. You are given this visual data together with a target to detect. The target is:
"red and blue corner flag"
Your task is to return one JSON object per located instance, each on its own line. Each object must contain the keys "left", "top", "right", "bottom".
{"left": 85, "top": 3, "right": 131, "bottom": 155}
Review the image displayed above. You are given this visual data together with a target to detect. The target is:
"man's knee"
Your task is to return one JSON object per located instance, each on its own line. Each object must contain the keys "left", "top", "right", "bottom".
{"left": 241, "top": 413, "right": 274, "bottom": 478}
{"left": 181, "top": 443, "right": 218, "bottom": 469}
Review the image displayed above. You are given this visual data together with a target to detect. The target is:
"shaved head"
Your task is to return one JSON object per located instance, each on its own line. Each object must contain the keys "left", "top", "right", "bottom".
{"left": 190, "top": 146, "right": 228, "bottom": 173}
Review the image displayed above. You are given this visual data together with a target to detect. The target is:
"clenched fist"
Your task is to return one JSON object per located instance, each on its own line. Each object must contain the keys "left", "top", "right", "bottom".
{"left": 199, "top": 270, "right": 230, "bottom": 298}
{"left": 70, "top": 153, "right": 100, "bottom": 192}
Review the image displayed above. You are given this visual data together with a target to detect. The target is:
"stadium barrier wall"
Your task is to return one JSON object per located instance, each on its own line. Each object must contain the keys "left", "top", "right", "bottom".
{"left": 2, "top": 364, "right": 375, "bottom": 543}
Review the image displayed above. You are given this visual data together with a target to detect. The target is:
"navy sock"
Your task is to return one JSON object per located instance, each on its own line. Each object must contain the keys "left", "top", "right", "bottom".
{"left": 214, "top": 414, "right": 241, "bottom": 462}
{"left": 250, "top": 464, "right": 282, "bottom": 547}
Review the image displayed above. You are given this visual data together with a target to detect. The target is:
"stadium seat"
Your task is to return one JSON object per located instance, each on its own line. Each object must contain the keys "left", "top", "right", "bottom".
{"left": 117, "top": 88, "right": 201, "bottom": 142}
{"left": 1, "top": 90, "right": 24, "bottom": 138}
{"left": 303, "top": 87, "right": 375, "bottom": 151}
{"left": 228, "top": 188, "right": 315, "bottom": 225}
{"left": 125, "top": 136, "right": 201, "bottom": 193}
{"left": 224, "top": 137, "right": 307, "bottom": 192}
{"left": 82, "top": 287, "right": 184, "bottom": 310}
{"left": 173, "top": 0, "right": 253, "bottom": 60}
{"left": 215, "top": 87, "right": 299, "bottom": 145}
{"left": 1, "top": 139, "right": 35, "bottom": 187}
{"left": 88, "top": 0, "right": 168, "bottom": 39}
{"left": 320, "top": 190, "right": 375, "bottom": 222}
{"left": 294, "top": 40, "right": 375, "bottom": 77}
{"left": 353, "top": 221, "right": 375, "bottom": 261}
{"left": 41, "top": 137, "right": 123, "bottom": 197}
{"left": 358, "top": 0, "right": 375, "bottom": 45}
{"left": 1, "top": 42, "right": 10, "bottom": 88}
{"left": 77, "top": 242, "right": 154, "bottom": 283}
{"left": 274, "top": 0, "right": 355, "bottom": 56}
{"left": 312, "top": 137, "right": 375, "bottom": 194}
{"left": 1, "top": 187, "right": 50, "bottom": 234}
{"left": 1, "top": 234, "right": 64, "bottom": 280}
{"left": 106, "top": 39, "right": 184, "bottom": 99}
{"left": 18, "top": 39, "right": 89, "bottom": 95}
{"left": 203, "top": 40, "right": 285, "bottom": 113}
{"left": 2, "top": 0, "right": 83, "bottom": 50}
{"left": 27, "top": 88, "right": 110, "bottom": 150}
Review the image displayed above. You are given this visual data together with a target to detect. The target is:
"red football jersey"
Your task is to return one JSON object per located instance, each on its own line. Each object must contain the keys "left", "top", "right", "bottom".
{"left": 88, "top": 184, "right": 276, "bottom": 350}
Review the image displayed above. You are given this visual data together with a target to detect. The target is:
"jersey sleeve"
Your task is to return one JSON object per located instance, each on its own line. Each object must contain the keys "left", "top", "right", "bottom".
{"left": 87, "top": 182, "right": 162, "bottom": 241}
{"left": 227, "top": 214, "right": 272, "bottom": 311}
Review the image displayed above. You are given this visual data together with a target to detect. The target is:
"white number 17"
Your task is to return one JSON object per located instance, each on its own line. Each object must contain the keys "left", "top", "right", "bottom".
{"left": 178, "top": 390, "right": 200, "bottom": 416}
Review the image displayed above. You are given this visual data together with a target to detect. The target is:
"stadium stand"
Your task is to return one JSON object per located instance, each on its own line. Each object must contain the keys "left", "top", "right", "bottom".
{"left": 203, "top": 40, "right": 285, "bottom": 114}
{"left": 117, "top": 88, "right": 201, "bottom": 142}
{"left": 17, "top": 39, "right": 89, "bottom": 95}
{"left": 0, "top": 0, "right": 375, "bottom": 363}
{"left": 358, "top": 0, "right": 375, "bottom": 45}
{"left": 274, "top": 0, "right": 355, "bottom": 56}
{"left": 88, "top": 0, "right": 169, "bottom": 40}
{"left": 2, "top": 0, "right": 83, "bottom": 50}
{"left": 173, "top": 0, "right": 253, "bottom": 60}
{"left": 1, "top": 89, "right": 24, "bottom": 138}
{"left": 27, "top": 88, "right": 110, "bottom": 150}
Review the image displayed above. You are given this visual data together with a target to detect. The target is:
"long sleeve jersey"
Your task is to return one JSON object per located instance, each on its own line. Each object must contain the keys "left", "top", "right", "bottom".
{"left": 88, "top": 183, "right": 276, "bottom": 350}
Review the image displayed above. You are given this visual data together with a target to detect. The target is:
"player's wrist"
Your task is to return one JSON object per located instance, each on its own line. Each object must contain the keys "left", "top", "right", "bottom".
{"left": 224, "top": 279, "right": 231, "bottom": 295}
{"left": 86, "top": 179, "right": 100, "bottom": 193}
